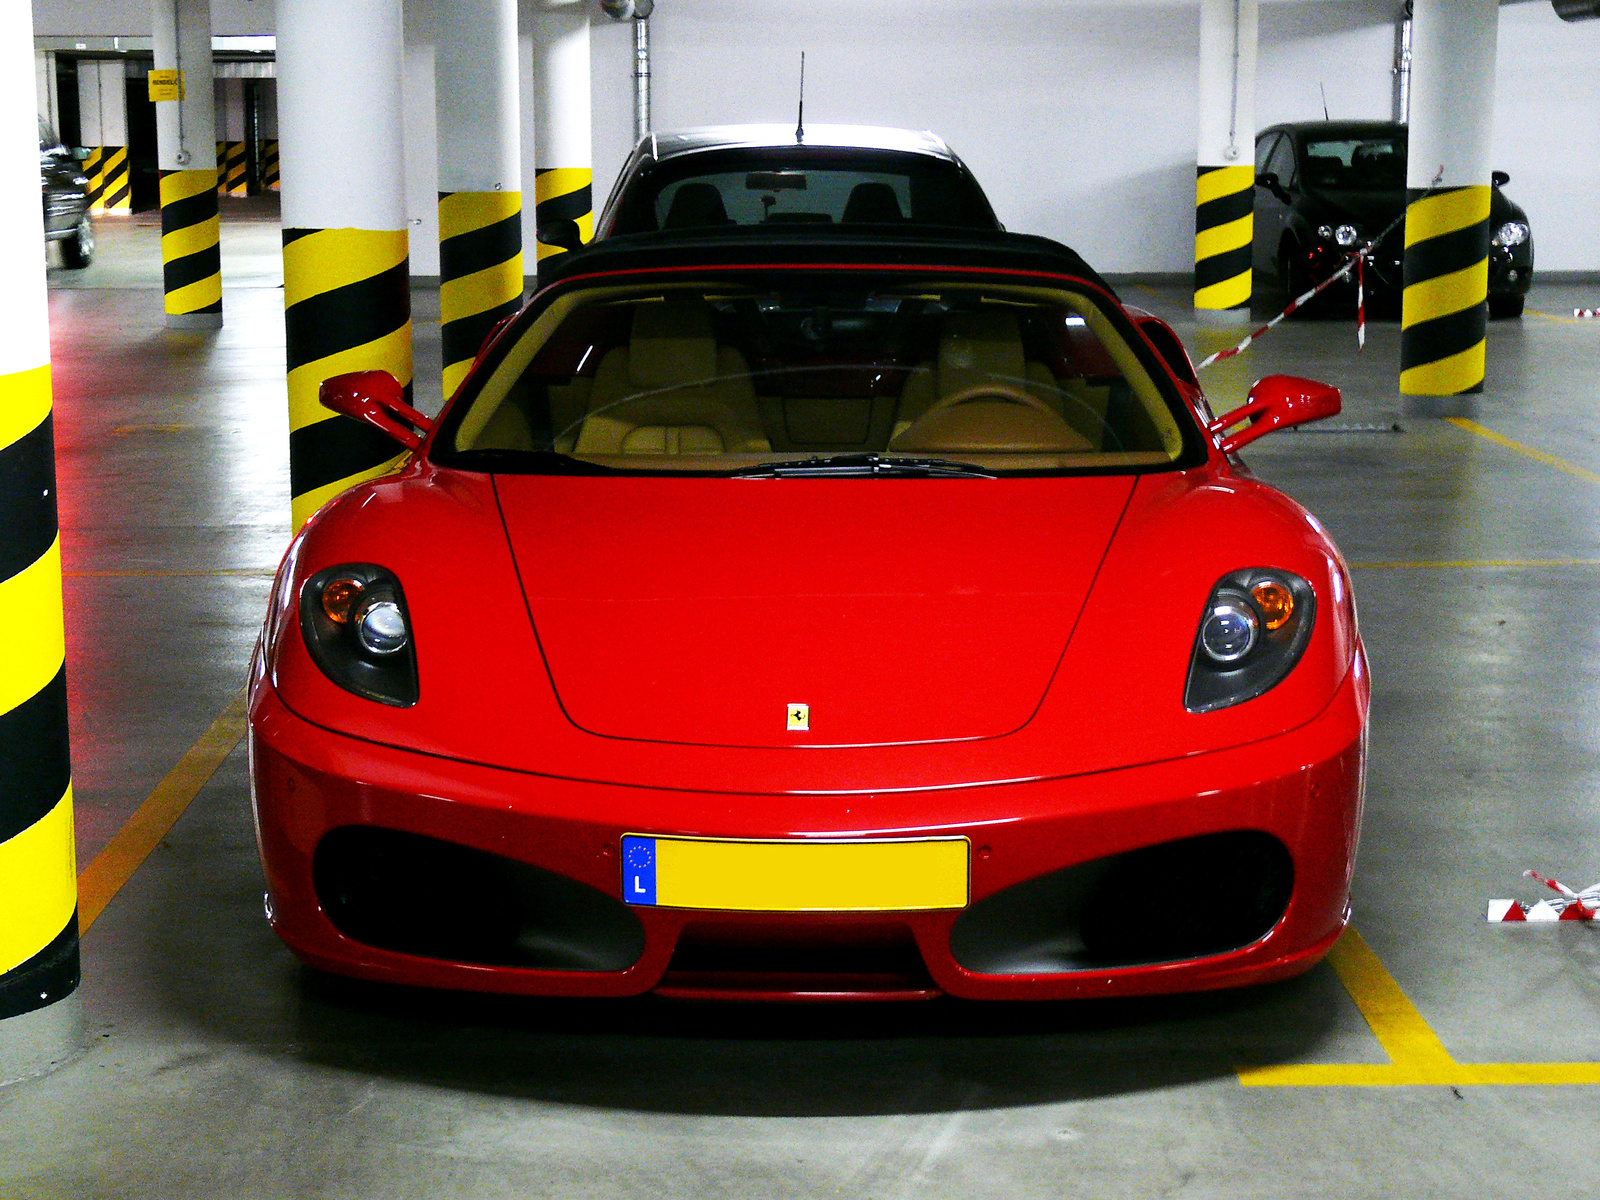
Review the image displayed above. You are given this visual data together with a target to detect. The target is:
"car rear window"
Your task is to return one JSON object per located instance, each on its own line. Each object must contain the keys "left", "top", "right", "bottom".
{"left": 440, "top": 278, "right": 1195, "bottom": 477}
{"left": 605, "top": 148, "right": 998, "bottom": 235}
{"left": 1301, "top": 135, "right": 1407, "bottom": 190}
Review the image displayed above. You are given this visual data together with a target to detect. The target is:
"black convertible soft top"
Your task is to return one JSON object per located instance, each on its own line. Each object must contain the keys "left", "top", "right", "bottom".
{"left": 534, "top": 227, "right": 1119, "bottom": 302}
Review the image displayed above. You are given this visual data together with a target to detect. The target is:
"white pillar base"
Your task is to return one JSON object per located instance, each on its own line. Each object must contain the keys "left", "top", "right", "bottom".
{"left": 0, "top": 992, "right": 84, "bottom": 1087}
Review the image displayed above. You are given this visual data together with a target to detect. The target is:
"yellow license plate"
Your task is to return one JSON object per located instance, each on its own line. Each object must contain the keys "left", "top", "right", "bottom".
{"left": 620, "top": 835, "right": 969, "bottom": 912}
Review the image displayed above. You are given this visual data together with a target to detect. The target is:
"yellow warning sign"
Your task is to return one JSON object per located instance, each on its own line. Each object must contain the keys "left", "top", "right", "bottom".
{"left": 147, "top": 69, "right": 184, "bottom": 102}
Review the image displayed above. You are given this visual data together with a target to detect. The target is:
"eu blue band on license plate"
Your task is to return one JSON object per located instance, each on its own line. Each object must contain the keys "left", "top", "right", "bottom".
{"left": 620, "top": 834, "right": 969, "bottom": 912}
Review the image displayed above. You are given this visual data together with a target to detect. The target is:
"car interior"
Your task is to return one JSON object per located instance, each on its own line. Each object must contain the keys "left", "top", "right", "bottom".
{"left": 453, "top": 288, "right": 1187, "bottom": 472}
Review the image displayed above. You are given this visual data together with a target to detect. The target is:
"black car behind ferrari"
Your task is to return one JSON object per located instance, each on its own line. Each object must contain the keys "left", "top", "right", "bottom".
{"left": 40, "top": 119, "right": 94, "bottom": 269}
{"left": 1253, "top": 120, "right": 1531, "bottom": 318}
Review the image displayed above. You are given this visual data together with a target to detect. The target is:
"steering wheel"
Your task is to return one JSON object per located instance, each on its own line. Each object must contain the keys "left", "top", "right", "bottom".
{"left": 918, "top": 381, "right": 1063, "bottom": 421}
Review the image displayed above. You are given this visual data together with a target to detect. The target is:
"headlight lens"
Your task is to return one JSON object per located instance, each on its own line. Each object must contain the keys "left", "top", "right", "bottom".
{"left": 1185, "top": 570, "right": 1317, "bottom": 713}
{"left": 1199, "top": 594, "right": 1258, "bottom": 663}
{"left": 1333, "top": 224, "right": 1360, "bottom": 247}
{"left": 299, "top": 563, "right": 419, "bottom": 706}
{"left": 1492, "top": 221, "right": 1529, "bottom": 248}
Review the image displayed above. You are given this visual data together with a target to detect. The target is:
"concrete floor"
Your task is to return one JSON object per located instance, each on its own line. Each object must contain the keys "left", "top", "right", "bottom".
{"left": 3, "top": 210, "right": 1599, "bottom": 1197}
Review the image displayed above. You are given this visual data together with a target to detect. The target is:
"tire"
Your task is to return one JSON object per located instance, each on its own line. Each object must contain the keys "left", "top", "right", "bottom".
{"left": 61, "top": 213, "right": 94, "bottom": 269}
{"left": 1489, "top": 292, "right": 1525, "bottom": 319}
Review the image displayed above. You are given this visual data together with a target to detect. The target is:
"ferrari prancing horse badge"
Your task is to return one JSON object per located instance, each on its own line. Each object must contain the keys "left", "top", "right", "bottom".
{"left": 787, "top": 703, "right": 809, "bottom": 731}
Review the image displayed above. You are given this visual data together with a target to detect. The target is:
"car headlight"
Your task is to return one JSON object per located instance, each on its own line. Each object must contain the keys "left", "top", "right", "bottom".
{"left": 1185, "top": 569, "right": 1316, "bottom": 713}
{"left": 1492, "top": 221, "right": 1529, "bottom": 248}
{"left": 1316, "top": 223, "right": 1360, "bottom": 248}
{"left": 299, "top": 563, "right": 419, "bottom": 706}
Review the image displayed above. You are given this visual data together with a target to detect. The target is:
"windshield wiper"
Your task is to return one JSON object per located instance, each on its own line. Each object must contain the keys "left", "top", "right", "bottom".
{"left": 729, "top": 454, "right": 997, "bottom": 479}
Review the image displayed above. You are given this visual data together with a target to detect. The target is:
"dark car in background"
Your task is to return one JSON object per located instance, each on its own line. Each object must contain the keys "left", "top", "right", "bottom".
{"left": 584, "top": 123, "right": 1001, "bottom": 246}
{"left": 1253, "top": 120, "right": 1531, "bottom": 318}
{"left": 40, "top": 119, "right": 94, "bottom": 269}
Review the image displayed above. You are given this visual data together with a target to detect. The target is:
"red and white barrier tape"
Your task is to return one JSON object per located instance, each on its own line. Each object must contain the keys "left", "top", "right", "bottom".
{"left": 1576, "top": 309, "right": 1599, "bottom": 320}
{"left": 1196, "top": 208, "right": 1410, "bottom": 372}
{"left": 1486, "top": 868, "right": 1600, "bottom": 923}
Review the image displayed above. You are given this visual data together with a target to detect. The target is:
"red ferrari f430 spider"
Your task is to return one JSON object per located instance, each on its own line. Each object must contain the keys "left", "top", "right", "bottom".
{"left": 249, "top": 224, "right": 1366, "bottom": 1002}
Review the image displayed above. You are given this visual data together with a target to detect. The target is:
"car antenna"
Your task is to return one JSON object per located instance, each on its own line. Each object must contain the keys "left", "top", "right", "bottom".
{"left": 795, "top": 51, "right": 806, "bottom": 144}
{"left": 1320, "top": 83, "right": 1330, "bottom": 121}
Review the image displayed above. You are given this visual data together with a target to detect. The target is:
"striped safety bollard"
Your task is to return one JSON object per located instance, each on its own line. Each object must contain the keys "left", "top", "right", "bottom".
{"left": 438, "top": 191, "right": 523, "bottom": 397}
{"left": 1194, "top": 164, "right": 1254, "bottom": 313}
{"left": 0, "top": 363, "right": 78, "bottom": 1030}
{"left": 221, "top": 141, "right": 247, "bottom": 198}
{"left": 1400, "top": 185, "right": 1490, "bottom": 396}
{"left": 159, "top": 167, "right": 221, "bottom": 326}
{"left": 533, "top": 167, "right": 591, "bottom": 262}
{"left": 282, "top": 227, "right": 413, "bottom": 528}
{"left": 260, "top": 139, "right": 280, "bottom": 191}
{"left": 80, "top": 147, "right": 105, "bottom": 208}
{"left": 96, "top": 146, "right": 130, "bottom": 213}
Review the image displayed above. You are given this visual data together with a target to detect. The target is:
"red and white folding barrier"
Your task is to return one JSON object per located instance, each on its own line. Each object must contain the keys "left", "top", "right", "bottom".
{"left": 1486, "top": 869, "right": 1600, "bottom": 923}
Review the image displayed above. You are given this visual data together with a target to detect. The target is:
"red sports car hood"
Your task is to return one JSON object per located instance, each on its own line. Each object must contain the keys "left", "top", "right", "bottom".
{"left": 492, "top": 475, "right": 1135, "bottom": 748}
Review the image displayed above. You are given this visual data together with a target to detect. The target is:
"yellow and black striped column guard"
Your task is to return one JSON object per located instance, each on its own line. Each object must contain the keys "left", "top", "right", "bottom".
{"left": 260, "top": 139, "right": 279, "bottom": 192}
{"left": 221, "top": 141, "right": 247, "bottom": 198}
{"left": 1194, "top": 164, "right": 1254, "bottom": 311}
{"left": 96, "top": 146, "right": 130, "bottom": 213}
{"left": 283, "top": 227, "right": 413, "bottom": 528}
{"left": 81, "top": 147, "right": 105, "bottom": 208}
{"left": 159, "top": 168, "right": 221, "bottom": 321}
{"left": 534, "top": 167, "right": 592, "bottom": 263}
{"left": 439, "top": 190, "right": 523, "bottom": 397}
{"left": 0, "top": 362, "right": 79, "bottom": 1021}
{"left": 1401, "top": 185, "right": 1490, "bottom": 396}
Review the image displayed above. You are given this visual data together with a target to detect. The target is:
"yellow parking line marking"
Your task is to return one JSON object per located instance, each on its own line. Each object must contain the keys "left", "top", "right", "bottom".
{"left": 77, "top": 690, "right": 249, "bottom": 932}
{"left": 1448, "top": 417, "right": 1600, "bottom": 486}
{"left": 1350, "top": 559, "right": 1600, "bottom": 569}
{"left": 1238, "top": 928, "right": 1600, "bottom": 1086}
{"left": 64, "top": 568, "right": 277, "bottom": 578}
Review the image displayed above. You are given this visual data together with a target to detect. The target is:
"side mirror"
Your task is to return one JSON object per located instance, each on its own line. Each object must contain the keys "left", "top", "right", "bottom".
{"left": 1492, "top": 169, "right": 1510, "bottom": 188}
{"left": 71, "top": 146, "right": 90, "bottom": 162}
{"left": 1207, "top": 375, "right": 1340, "bottom": 455}
{"left": 319, "top": 370, "right": 432, "bottom": 451}
{"left": 1255, "top": 171, "right": 1289, "bottom": 201}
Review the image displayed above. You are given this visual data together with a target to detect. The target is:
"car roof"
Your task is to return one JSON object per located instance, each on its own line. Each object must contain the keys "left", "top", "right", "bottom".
{"left": 535, "top": 227, "right": 1116, "bottom": 300}
{"left": 1264, "top": 120, "right": 1406, "bottom": 141}
{"left": 643, "top": 124, "right": 960, "bottom": 163}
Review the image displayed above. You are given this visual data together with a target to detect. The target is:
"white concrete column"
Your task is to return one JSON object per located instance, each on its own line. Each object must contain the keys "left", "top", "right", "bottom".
{"left": 531, "top": 1, "right": 593, "bottom": 264}
{"left": 34, "top": 51, "right": 59, "bottom": 133}
{"left": 152, "top": 0, "right": 222, "bottom": 325}
{"left": 1399, "top": 0, "right": 1499, "bottom": 403}
{"left": 278, "top": 0, "right": 413, "bottom": 528}
{"left": 435, "top": 0, "right": 523, "bottom": 393}
{"left": 1194, "top": 0, "right": 1258, "bottom": 315}
{"left": 0, "top": 0, "right": 82, "bottom": 1086}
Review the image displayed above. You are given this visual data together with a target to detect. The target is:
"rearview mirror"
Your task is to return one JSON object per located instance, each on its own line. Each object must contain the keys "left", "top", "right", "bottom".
{"left": 1207, "top": 375, "right": 1341, "bottom": 455}
{"left": 1255, "top": 171, "right": 1289, "bottom": 201}
{"left": 1492, "top": 169, "right": 1510, "bottom": 188}
{"left": 319, "top": 370, "right": 432, "bottom": 451}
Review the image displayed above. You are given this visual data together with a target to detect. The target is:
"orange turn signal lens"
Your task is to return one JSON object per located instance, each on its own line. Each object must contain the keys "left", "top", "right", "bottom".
{"left": 1250, "top": 580, "right": 1295, "bottom": 631}
{"left": 321, "top": 577, "right": 366, "bottom": 624}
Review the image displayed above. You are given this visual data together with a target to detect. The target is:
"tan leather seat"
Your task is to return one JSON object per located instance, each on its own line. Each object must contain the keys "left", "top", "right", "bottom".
{"left": 893, "top": 311, "right": 1061, "bottom": 435}
{"left": 574, "top": 297, "right": 770, "bottom": 456}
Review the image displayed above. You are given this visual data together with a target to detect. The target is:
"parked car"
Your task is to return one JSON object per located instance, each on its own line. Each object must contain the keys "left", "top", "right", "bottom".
{"left": 39, "top": 119, "right": 93, "bottom": 269}
{"left": 250, "top": 223, "right": 1367, "bottom": 1002}
{"left": 579, "top": 123, "right": 1001, "bottom": 248}
{"left": 1254, "top": 120, "right": 1531, "bottom": 317}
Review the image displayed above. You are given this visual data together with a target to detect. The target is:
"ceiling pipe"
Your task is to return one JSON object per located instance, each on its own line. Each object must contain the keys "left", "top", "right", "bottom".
{"left": 600, "top": 0, "right": 653, "bottom": 144}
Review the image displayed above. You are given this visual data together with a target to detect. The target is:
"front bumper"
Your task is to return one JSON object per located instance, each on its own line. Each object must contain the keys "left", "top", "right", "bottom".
{"left": 250, "top": 657, "right": 1368, "bottom": 1002}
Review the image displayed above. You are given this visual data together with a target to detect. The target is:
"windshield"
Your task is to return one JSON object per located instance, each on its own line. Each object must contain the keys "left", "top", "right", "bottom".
{"left": 439, "top": 277, "right": 1193, "bottom": 477}
{"left": 605, "top": 148, "right": 998, "bottom": 235}
{"left": 1301, "top": 135, "right": 1406, "bottom": 190}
